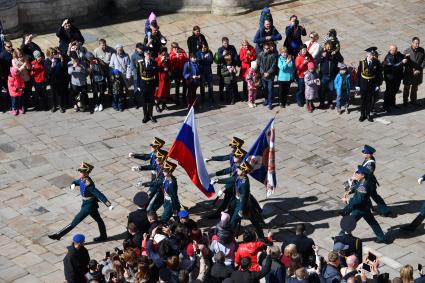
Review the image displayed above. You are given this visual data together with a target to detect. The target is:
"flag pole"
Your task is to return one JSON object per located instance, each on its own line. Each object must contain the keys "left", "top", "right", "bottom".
{"left": 273, "top": 110, "right": 280, "bottom": 119}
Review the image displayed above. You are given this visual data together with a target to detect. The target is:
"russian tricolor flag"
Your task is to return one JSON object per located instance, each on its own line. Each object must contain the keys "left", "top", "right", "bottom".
{"left": 168, "top": 107, "right": 215, "bottom": 198}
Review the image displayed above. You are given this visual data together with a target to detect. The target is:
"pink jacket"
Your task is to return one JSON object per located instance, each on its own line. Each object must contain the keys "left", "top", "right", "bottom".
{"left": 8, "top": 67, "right": 25, "bottom": 97}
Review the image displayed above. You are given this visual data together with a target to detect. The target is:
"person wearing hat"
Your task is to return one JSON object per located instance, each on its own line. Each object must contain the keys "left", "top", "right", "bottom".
{"left": 334, "top": 63, "right": 352, "bottom": 114}
{"left": 205, "top": 136, "right": 244, "bottom": 164}
{"left": 334, "top": 215, "right": 362, "bottom": 267}
{"left": 160, "top": 160, "right": 181, "bottom": 223}
{"left": 127, "top": 192, "right": 150, "bottom": 238}
{"left": 63, "top": 234, "right": 90, "bottom": 283}
{"left": 48, "top": 162, "right": 113, "bottom": 241}
{"left": 169, "top": 210, "right": 198, "bottom": 234}
{"left": 214, "top": 161, "right": 265, "bottom": 238}
{"left": 130, "top": 137, "right": 165, "bottom": 180}
{"left": 143, "top": 24, "right": 167, "bottom": 58}
{"left": 360, "top": 145, "right": 392, "bottom": 217}
{"left": 340, "top": 165, "right": 386, "bottom": 243}
{"left": 355, "top": 47, "right": 383, "bottom": 122}
{"left": 137, "top": 46, "right": 158, "bottom": 123}
{"left": 31, "top": 50, "right": 47, "bottom": 111}
{"left": 400, "top": 173, "right": 425, "bottom": 232}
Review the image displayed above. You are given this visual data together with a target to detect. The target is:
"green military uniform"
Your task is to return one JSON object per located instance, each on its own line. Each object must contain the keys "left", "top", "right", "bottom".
{"left": 48, "top": 162, "right": 111, "bottom": 241}
{"left": 131, "top": 137, "right": 165, "bottom": 181}
{"left": 341, "top": 165, "right": 386, "bottom": 242}
{"left": 160, "top": 161, "right": 181, "bottom": 223}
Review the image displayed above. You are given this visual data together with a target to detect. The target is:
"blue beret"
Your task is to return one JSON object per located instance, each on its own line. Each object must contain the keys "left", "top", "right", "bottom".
{"left": 72, "top": 234, "right": 85, "bottom": 243}
{"left": 111, "top": 69, "right": 121, "bottom": 76}
{"left": 362, "top": 145, "right": 376, "bottom": 154}
{"left": 355, "top": 165, "right": 370, "bottom": 175}
{"left": 178, "top": 210, "right": 189, "bottom": 218}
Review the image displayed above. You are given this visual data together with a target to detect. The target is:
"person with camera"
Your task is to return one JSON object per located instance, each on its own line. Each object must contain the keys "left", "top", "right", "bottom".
{"left": 67, "top": 51, "right": 89, "bottom": 112}
{"left": 44, "top": 47, "right": 69, "bottom": 113}
{"left": 340, "top": 165, "right": 386, "bottom": 243}
{"left": 154, "top": 46, "right": 171, "bottom": 112}
{"left": 48, "top": 162, "right": 114, "bottom": 241}
{"left": 356, "top": 47, "right": 383, "bottom": 122}
{"left": 403, "top": 37, "right": 424, "bottom": 106}
{"left": 56, "top": 18, "right": 85, "bottom": 55}
{"left": 383, "top": 45, "right": 407, "bottom": 112}
{"left": 284, "top": 15, "right": 307, "bottom": 57}
{"left": 183, "top": 53, "right": 201, "bottom": 109}
{"left": 217, "top": 37, "right": 239, "bottom": 102}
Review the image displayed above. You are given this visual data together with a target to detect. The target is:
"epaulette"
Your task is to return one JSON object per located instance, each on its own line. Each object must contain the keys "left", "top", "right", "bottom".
{"left": 83, "top": 177, "right": 93, "bottom": 186}
{"left": 357, "top": 186, "right": 367, "bottom": 194}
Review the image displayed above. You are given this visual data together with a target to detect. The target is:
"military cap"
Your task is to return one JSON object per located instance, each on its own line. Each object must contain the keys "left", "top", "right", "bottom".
{"left": 229, "top": 137, "right": 244, "bottom": 148}
{"left": 133, "top": 192, "right": 149, "bottom": 208}
{"left": 150, "top": 137, "right": 165, "bottom": 149}
{"left": 72, "top": 233, "right": 85, "bottom": 243}
{"left": 234, "top": 147, "right": 247, "bottom": 159}
{"left": 77, "top": 162, "right": 94, "bottom": 174}
{"left": 163, "top": 160, "right": 177, "bottom": 173}
{"left": 355, "top": 165, "right": 370, "bottom": 176}
{"left": 333, "top": 242, "right": 349, "bottom": 252}
{"left": 362, "top": 144, "right": 376, "bottom": 154}
{"left": 239, "top": 161, "right": 253, "bottom": 173}
{"left": 365, "top": 46, "right": 379, "bottom": 56}
{"left": 340, "top": 215, "right": 356, "bottom": 233}
{"left": 156, "top": 149, "right": 168, "bottom": 163}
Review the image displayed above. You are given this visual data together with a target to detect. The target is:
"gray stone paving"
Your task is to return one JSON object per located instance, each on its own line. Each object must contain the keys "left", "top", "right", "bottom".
{"left": 1, "top": 0, "right": 425, "bottom": 281}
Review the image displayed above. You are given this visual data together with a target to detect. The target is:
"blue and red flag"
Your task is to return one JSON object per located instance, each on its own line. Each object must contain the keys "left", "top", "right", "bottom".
{"left": 245, "top": 118, "right": 277, "bottom": 197}
{"left": 168, "top": 107, "right": 215, "bottom": 198}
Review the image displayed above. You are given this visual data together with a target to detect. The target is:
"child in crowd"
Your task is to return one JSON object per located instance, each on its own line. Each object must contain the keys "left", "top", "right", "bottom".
{"left": 7, "top": 67, "right": 25, "bottom": 115}
{"left": 145, "top": 12, "right": 165, "bottom": 47}
{"left": 220, "top": 54, "right": 237, "bottom": 105}
{"left": 88, "top": 53, "right": 106, "bottom": 112}
{"left": 334, "top": 63, "right": 352, "bottom": 114}
{"left": 31, "top": 50, "right": 46, "bottom": 110}
{"left": 111, "top": 69, "right": 127, "bottom": 112}
{"left": 304, "top": 62, "right": 319, "bottom": 113}
{"left": 246, "top": 60, "right": 260, "bottom": 108}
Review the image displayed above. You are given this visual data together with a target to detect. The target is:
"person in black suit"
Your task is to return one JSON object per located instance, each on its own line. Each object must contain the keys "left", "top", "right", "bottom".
{"left": 289, "top": 223, "right": 315, "bottom": 267}
{"left": 334, "top": 215, "right": 362, "bottom": 267}
{"left": 127, "top": 192, "right": 150, "bottom": 237}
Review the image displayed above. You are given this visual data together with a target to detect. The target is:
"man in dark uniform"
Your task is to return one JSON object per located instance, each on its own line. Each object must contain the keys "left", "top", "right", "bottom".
{"left": 130, "top": 137, "right": 165, "bottom": 181}
{"left": 137, "top": 149, "right": 168, "bottom": 213}
{"left": 356, "top": 47, "right": 383, "bottom": 122}
{"left": 48, "top": 162, "right": 113, "bottom": 241}
{"left": 340, "top": 165, "right": 386, "bottom": 243}
{"left": 138, "top": 48, "right": 158, "bottom": 123}
{"left": 160, "top": 160, "right": 181, "bottom": 223}
{"left": 334, "top": 215, "right": 362, "bottom": 267}
{"left": 360, "top": 145, "right": 392, "bottom": 217}
{"left": 205, "top": 136, "right": 244, "bottom": 164}
{"left": 214, "top": 161, "right": 265, "bottom": 238}
{"left": 400, "top": 173, "right": 425, "bottom": 232}
{"left": 127, "top": 192, "right": 150, "bottom": 236}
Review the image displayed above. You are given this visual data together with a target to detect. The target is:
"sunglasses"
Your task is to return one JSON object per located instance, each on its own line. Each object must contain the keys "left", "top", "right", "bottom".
{"left": 5, "top": 45, "right": 12, "bottom": 48}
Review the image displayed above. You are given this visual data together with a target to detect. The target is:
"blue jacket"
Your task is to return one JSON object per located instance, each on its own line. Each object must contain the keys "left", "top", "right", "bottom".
{"left": 196, "top": 50, "right": 213, "bottom": 75}
{"left": 277, "top": 55, "right": 294, "bottom": 81}
{"left": 334, "top": 72, "right": 351, "bottom": 97}
{"left": 253, "top": 26, "right": 282, "bottom": 54}
{"left": 183, "top": 61, "right": 200, "bottom": 81}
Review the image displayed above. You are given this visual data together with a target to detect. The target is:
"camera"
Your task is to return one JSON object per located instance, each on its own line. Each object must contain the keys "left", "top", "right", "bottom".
{"left": 114, "top": 247, "right": 123, "bottom": 255}
{"left": 294, "top": 19, "right": 299, "bottom": 26}
{"left": 343, "top": 180, "right": 352, "bottom": 191}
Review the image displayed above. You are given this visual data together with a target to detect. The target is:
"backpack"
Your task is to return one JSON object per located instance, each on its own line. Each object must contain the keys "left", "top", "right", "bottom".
{"left": 259, "top": 7, "right": 273, "bottom": 30}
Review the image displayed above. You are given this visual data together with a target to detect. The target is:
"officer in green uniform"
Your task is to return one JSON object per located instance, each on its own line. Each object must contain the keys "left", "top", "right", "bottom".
{"left": 138, "top": 48, "right": 158, "bottom": 123}
{"left": 48, "top": 162, "right": 113, "bottom": 241}
{"left": 205, "top": 136, "right": 244, "bottom": 164}
{"left": 139, "top": 149, "right": 168, "bottom": 213}
{"left": 356, "top": 47, "right": 383, "bottom": 122}
{"left": 214, "top": 161, "right": 265, "bottom": 238}
{"left": 160, "top": 160, "right": 181, "bottom": 223}
{"left": 130, "top": 137, "right": 165, "bottom": 181}
{"left": 360, "top": 145, "right": 392, "bottom": 217}
{"left": 400, "top": 174, "right": 425, "bottom": 232}
{"left": 340, "top": 165, "right": 386, "bottom": 243}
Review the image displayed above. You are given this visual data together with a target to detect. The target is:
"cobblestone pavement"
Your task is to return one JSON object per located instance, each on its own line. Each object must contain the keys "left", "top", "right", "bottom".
{"left": 2, "top": 0, "right": 425, "bottom": 281}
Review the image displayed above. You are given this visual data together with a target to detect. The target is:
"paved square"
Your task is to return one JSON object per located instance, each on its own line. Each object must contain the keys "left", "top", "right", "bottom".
{"left": 2, "top": 0, "right": 425, "bottom": 281}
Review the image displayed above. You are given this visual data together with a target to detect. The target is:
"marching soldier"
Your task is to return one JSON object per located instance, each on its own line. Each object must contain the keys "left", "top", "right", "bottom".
{"left": 400, "top": 173, "right": 425, "bottom": 232}
{"left": 361, "top": 145, "right": 392, "bottom": 217}
{"left": 213, "top": 161, "right": 265, "bottom": 239}
{"left": 340, "top": 165, "right": 386, "bottom": 243}
{"left": 48, "top": 162, "right": 114, "bottom": 241}
{"left": 138, "top": 48, "right": 158, "bottom": 123}
{"left": 160, "top": 160, "right": 181, "bottom": 223}
{"left": 138, "top": 149, "right": 168, "bottom": 212}
{"left": 356, "top": 47, "right": 383, "bottom": 122}
{"left": 130, "top": 137, "right": 165, "bottom": 181}
{"left": 205, "top": 136, "right": 244, "bottom": 164}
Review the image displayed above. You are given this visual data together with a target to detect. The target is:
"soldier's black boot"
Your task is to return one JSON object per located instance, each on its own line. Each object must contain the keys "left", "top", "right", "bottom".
{"left": 48, "top": 224, "right": 73, "bottom": 240}
{"left": 93, "top": 220, "right": 107, "bottom": 242}
{"left": 148, "top": 103, "right": 157, "bottom": 123}
{"left": 142, "top": 104, "right": 149, "bottom": 123}
{"left": 401, "top": 215, "right": 425, "bottom": 232}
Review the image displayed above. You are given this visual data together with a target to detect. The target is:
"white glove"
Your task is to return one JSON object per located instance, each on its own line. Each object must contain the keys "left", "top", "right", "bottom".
{"left": 137, "top": 87, "right": 141, "bottom": 92}
{"left": 210, "top": 178, "right": 218, "bottom": 185}
{"left": 108, "top": 205, "right": 115, "bottom": 211}
{"left": 128, "top": 152, "right": 135, "bottom": 158}
{"left": 375, "top": 86, "right": 379, "bottom": 91}
{"left": 70, "top": 184, "right": 76, "bottom": 190}
{"left": 238, "top": 211, "right": 243, "bottom": 218}
{"left": 217, "top": 189, "right": 224, "bottom": 197}
{"left": 131, "top": 166, "right": 140, "bottom": 172}
{"left": 418, "top": 177, "right": 424, "bottom": 184}
{"left": 355, "top": 86, "right": 360, "bottom": 91}
{"left": 204, "top": 158, "right": 211, "bottom": 163}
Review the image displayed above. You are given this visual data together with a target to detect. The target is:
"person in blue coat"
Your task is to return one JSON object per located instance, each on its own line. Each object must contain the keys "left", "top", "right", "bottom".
{"left": 48, "top": 162, "right": 113, "bottom": 241}
{"left": 183, "top": 53, "right": 201, "bottom": 108}
{"left": 196, "top": 43, "right": 214, "bottom": 104}
{"left": 283, "top": 15, "right": 306, "bottom": 56}
{"left": 277, "top": 47, "right": 294, "bottom": 107}
{"left": 334, "top": 63, "right": 352, "bottom": 114}
{"left": 253, "top": 20, "right": 282, "bottom": 55}
{"left": 130, "top": 137, "right": 165, "bottom": 181}
{"left": 340, "top": 165, "right": 386, "bottom": 243}
{"left": 401, "top": 173, "right": 425, "bottom": 232}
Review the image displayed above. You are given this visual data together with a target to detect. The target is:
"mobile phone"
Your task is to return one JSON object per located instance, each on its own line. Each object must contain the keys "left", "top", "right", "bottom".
{"left": 368, "top": 252, "right": 376, "bottom": 262}
{"left": 362, "top": 263, "right": 371, "bottom": 272}
{"left": 105, "top": 251, "right": 110, "bottom": 258}
{"left": 419, "top": 264, "right": 423, "bottom": 271}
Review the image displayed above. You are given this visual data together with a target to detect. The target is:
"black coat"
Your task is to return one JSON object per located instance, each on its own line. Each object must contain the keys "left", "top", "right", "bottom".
{"left": 187, "top": 34, "right": 208, "bottom": 56}
{"left": 56, "top": 25, "right": 85, "bottom": 54}
{"left": 21, "top": 42, "right": 44, "bottom": 60}
{"left": 63, "top": 244, "right": 90, "bottom": 283}
{"left": 334, "top": 233, "right": 362, "bottom": 266}
{"left": 318, "top": 51, "right": 344, "bottom": 78}
{"left": 128, "top": 208, "right": 150, "bottom": 234}
{"left": 292, "top": 234, "right": 315, "bottom": 266}
{"left": 0, "top": 50, "right": 12, "bottom": 78}
{"left": 383, "top": 51, "right": 405, "bottom": 81}
{"left": 357, "top": 58, "right": 383, "bottom": 90}
{"left": 210, "top": 262, "right": 233, "bottom": 283}
{"left": 231, "top": 255, "right": 272, "bottom": 283}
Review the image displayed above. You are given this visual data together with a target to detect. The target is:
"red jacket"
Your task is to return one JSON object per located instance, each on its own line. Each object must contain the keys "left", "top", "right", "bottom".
{"left": 31, "top": 59, "right": 45, "bottom": 83}
{"left": 239, "top": 46, "right": 256, "bottom": 80}
{"left": 295, "top": 53, "right": 315, "bottom": 78}
{"left": 235, "top": 241, "right": 265, "bottom": 272}
{"left": 169, "top": 48, "right": 188, "bottom": 73}
{"left": 8, "top": 72, "right": 25, "bottom": 97}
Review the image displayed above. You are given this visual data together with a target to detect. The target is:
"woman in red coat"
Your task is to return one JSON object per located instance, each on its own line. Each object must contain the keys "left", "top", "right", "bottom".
{"left": 155, "top": 47, "right": 171, "bottom": 112}
{"left": 294, "top": 44, "right": 315, "bottom": 107}
{"left": 169, "top": 42, "right": 189, "bottom": 106}
{"left": 235, "top": 229, "right": 272, "bottom": 272}
{"left": 239, "top": 40, "right": 256, "bottom": 101}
